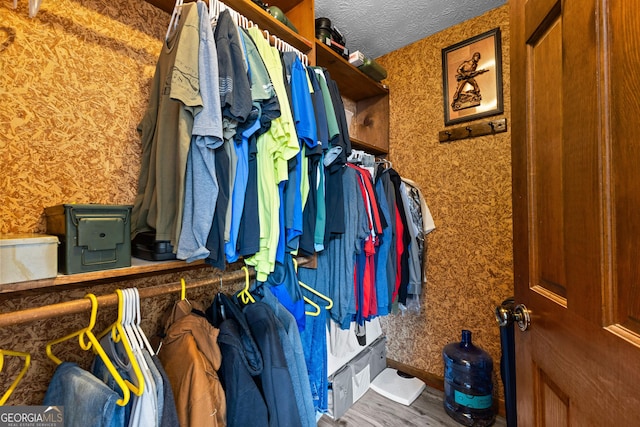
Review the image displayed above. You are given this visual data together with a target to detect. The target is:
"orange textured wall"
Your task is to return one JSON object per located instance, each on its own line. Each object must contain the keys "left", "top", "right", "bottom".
{"left": 376, "top": 4, "right": 513, "bottom": 400}
{"left": 1, "top": 0, "right": 165, "bottom": 234}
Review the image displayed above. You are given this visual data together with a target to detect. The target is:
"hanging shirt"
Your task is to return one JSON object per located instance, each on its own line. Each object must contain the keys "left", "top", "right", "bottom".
{"left": 374, "top": 174, "right": 393, "bottom": 316}
{"left": 245, "top": 26, "right": 300, "bottom": 281}
{"left": 376, "top": 166, "right": 399, "bottom": 313}
{"left": 177, "top": 0, "right": 224, "bottom": 262}
{"left": 205, "top": 9, "right": 253, "bottom": 270}
{"left": 132, "top": 2, "right": 201, "bottom": 246}
{"left": 225, "top": 106, "right": 261, "bottom": 263}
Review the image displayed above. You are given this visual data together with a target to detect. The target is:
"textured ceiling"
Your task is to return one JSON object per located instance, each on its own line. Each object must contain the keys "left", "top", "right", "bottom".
{"left": 314, "top": 0, "right": 507, "bottom": 59}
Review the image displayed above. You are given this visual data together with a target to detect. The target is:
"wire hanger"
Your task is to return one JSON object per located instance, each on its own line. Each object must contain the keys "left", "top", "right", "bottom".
{"left": 46, "top": 294, "right": 131, "bottom": 407}
{"left": 97, "top": 289, "right": 145, "bottom": 398}
{"left": 0, "top": 348, "right": 31, "bottom": 405}
{"left": 237, "top": 266, "right": 256, "bottom": 305}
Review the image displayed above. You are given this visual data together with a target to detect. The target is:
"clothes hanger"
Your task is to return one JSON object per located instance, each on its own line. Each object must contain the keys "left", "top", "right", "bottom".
{"left": 28, "top": 0, "right": 42, "bottom": 18}
{"left": 121, "top": 289, "right": 151, "bottom": 374}
{"left": 97, "top": 289, "right": 145, "bottom": 398}
{"left": 131, "top": 288, "right": 155, "bottom": 356}
{"left": 180, "top": 277, "right": 192, "bottom": 306}
{"left": 0, "top": 348, "right": 31, "bottom": 405}
{"left": 209, "top": 0, "right": 220, "bottom": 24}
{"left": 375, "top": 157, "right": 393, "bottom": 169}
{"left": 237, "top": 266, "right": 256, "bottom": 305}
{"left": 292, "top": 258, "right": 334, "bottom": 311}
{"left": 121, "top": 288, "right": 156, "bottom": 407}
{"left": 216, "top": 275, "right": 227, "bottom": 321}
{"left": 165, "top": 0, "right": 185, "bottom": 42}
{"left": 45, "top": 294, "right": 131, "bottom": 406}
{"left": 289, "top": 259, "right": 326, "bottom": 316}
{"left": 304, "top": 295, "right": 321, "bottom": 316}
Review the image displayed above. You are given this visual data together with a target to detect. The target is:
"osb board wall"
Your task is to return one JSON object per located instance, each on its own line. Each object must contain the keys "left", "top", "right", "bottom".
{"left": 0, "top": 0, "right": 203, "bottom": 405}
{"left": 0, "top": 0, "right": 166, "bottom": 234}
{"left": 376, "top": 4, "right": 513, "bottom": 399}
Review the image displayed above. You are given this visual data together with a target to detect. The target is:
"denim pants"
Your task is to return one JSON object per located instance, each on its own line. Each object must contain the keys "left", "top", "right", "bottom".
{"left": 43, "top": 362, "right": 125, "bottom": 427}
{"left": 300, "top": 305, "right": 328, "bottom": 414}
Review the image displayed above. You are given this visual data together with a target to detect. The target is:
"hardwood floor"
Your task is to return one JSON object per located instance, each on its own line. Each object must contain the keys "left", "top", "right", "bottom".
{"left": 317, "top": 387, "right": 507, "bottom": 427}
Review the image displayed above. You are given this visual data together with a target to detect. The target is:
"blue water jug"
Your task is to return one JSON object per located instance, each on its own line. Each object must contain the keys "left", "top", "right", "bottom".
{"left": 443, "top": 330, "right": 495, "bottom": 426}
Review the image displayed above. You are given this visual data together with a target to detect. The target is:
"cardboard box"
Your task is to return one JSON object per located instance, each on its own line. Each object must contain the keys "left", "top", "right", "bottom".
{"left": 0, "top": 233, "right": 58, "bottom": 284}
{"left": 45, "top": 204, "right": 132, "bottom": 274}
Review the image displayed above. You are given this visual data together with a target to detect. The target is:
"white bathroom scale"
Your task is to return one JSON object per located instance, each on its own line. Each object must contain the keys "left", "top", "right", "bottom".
{"left": 370, "top": 368, "right": 426, "bottom": 406}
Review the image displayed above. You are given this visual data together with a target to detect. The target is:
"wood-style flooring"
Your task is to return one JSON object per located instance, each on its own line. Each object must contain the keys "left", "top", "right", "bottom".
{"left": 317, "top": 386, "right": 507, "bottom": 427}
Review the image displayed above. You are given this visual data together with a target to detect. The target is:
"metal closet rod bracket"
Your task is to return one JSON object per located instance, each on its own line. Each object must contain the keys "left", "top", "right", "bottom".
{"left": 439, "top": 118, "right": 507, "bottom": 143}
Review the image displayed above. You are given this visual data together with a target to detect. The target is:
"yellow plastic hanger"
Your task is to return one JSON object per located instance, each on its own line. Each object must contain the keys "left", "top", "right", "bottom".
{"left": 97, "top": 289, "right": 145, "bottom": 397}
{"left": 303, "top": 296, "right": 321, "bottom": 316}
{"left": 237, "top": 266, "right": 256, "bottom": 305}
{"left": 292, "top": 259, "right": 334, "bottom": 312}
{"left": 0, "top": 348, "right": 31, "bottom": 405}
{"left": 300, "top": 279, "right": 333, "bottom": 310}
{"left": 180, "top": 278, "right": 187, "bottom": 301}
{"left": 45, "top": 294, "right": 131, "bottom": 406}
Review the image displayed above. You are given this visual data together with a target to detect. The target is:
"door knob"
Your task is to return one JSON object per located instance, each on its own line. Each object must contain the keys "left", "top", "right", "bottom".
{"left": 495, "top": 299, "right": 531, "bottom": 331}
{"left": 513, "top": 304, "right": 530, "bottom": 331}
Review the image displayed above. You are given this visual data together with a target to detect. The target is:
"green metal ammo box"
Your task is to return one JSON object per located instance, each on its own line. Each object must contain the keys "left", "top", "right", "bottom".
{"left": 45, "top": 204, "right": 133, "bottom": 274}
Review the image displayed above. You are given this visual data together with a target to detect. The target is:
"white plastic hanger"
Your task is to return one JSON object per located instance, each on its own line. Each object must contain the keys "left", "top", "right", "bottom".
{"left": 165, "top": 0, "right": 185, "bottom": 42}
{"left": 28, "top": 0, "right": 42, "bottom": 17}
{"left": 131, "top": 288, "right": 155, "bottom": 356}
{"left": 11, "top": 0, "right": 43, "bottom": 18}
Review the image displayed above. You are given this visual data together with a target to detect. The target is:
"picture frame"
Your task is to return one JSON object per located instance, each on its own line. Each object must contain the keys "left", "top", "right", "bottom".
{"left": 442, "top": 28, "right": 503, "bottom": 126}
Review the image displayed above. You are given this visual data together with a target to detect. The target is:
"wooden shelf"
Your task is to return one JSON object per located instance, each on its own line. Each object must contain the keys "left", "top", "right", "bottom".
{"left": 144, "top": 0, "right": 313, "bottom": 54}
{"left": 350, "top": 137, "right": 388, "bottom": 156}
{"left": 0, "top": 258, "right": 209, "bottom": 295}
{"left": 315, "top": 41, "right": 388, "bottom": 101}
{"left": 0, "top": 255, "right": 316, "bottom": 296}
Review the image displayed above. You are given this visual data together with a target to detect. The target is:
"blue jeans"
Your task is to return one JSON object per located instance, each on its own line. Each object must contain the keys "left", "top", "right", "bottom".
{"left": 300, "top": 304, "right": 328, "bottom": 413}
{"left": 43, "top": 362, "right": 125, "bottom": 427}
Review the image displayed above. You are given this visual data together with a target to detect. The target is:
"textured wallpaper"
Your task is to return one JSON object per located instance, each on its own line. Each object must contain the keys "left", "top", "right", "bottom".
{"left": 0, "top": 0, "right": 165, "bottom": 233}
{"left": 376, "top": 4, "right": 513, "bottom": 402}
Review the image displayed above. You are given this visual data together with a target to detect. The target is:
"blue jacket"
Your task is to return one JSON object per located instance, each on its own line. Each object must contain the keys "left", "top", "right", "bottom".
{"left": 244, "top": 302, "right": 302, "bottom": 427}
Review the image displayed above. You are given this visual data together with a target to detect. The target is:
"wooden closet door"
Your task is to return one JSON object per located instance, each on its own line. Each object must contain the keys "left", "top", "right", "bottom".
{"left": 511, "top": 0, "right": 640, "bottom": 424}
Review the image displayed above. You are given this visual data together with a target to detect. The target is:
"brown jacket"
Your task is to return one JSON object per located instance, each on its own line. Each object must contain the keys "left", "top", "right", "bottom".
{"left": 158, "top": 300, "right": 226, "bottom": 427}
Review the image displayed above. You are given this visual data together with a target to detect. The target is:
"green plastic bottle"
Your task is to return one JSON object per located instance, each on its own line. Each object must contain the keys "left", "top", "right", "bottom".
{"left": 358, "top": 57, "right": 387, "bottom": 82}
{"left": 267, "top": 6, "right": 298, "bottom": 34}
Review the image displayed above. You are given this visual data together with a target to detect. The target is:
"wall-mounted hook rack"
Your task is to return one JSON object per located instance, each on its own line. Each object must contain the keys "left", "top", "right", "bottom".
{"left": 439, "top": 118, "right": 507, "bottom": 143}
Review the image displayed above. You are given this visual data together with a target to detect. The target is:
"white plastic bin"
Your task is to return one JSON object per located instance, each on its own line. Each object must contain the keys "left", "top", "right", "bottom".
{"left": 0, "top": 233, "right": 58, "bottom": 284}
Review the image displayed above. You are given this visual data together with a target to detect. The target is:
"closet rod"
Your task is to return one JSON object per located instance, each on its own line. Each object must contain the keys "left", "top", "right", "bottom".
{"left": 0, "top": 266, "right": 254, "bottom": 329}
